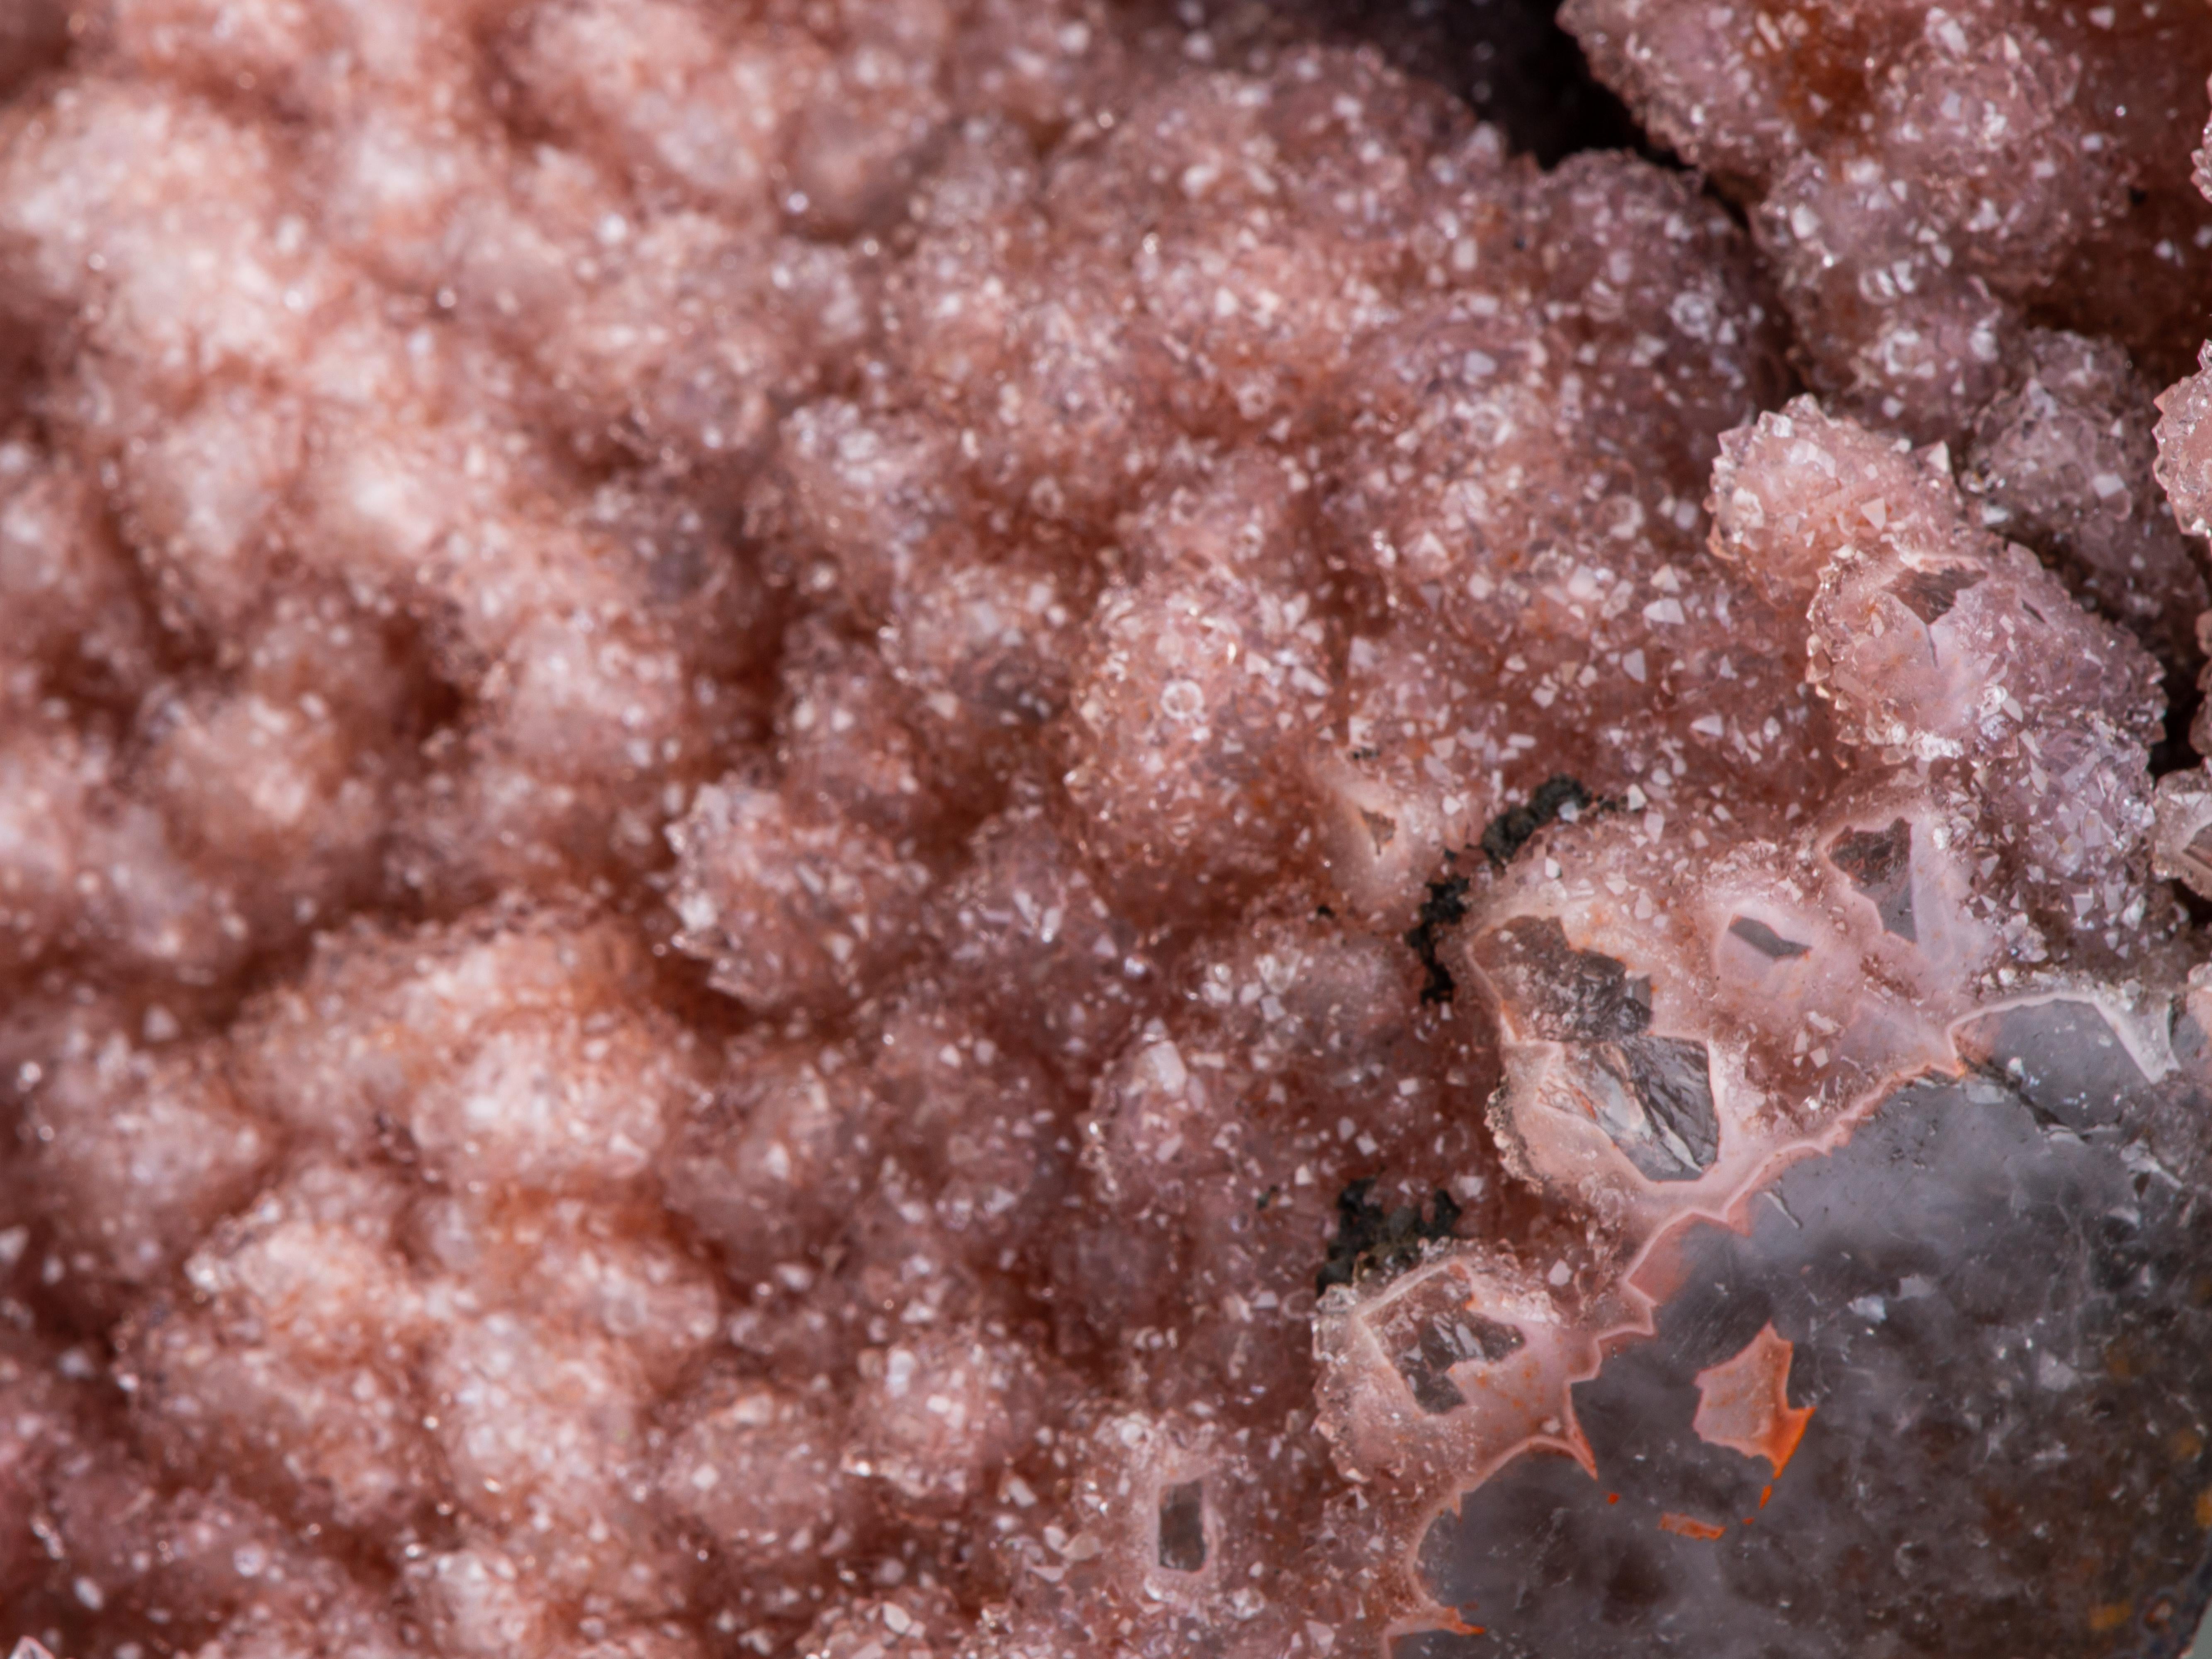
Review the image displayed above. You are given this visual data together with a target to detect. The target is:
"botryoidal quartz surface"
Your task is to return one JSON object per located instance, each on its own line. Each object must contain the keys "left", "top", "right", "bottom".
{"left": 6, "top": 0, "right": 2212, "bottom": 1656}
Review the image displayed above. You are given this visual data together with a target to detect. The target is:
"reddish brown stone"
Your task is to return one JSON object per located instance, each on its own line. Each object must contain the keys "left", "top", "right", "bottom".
{"left": 2, "top": 4, "right": 2212, "bottom": 1657}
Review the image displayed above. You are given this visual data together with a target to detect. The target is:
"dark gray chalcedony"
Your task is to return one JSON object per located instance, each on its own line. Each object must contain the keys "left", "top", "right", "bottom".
{"left": 1403, "top": 998, "right": 2212, "bottom": 1659}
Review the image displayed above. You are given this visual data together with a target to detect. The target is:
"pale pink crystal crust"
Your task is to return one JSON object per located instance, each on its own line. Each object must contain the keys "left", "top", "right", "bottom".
{"left": 2, "top": 2, "right": 2212, "bottom": 1657}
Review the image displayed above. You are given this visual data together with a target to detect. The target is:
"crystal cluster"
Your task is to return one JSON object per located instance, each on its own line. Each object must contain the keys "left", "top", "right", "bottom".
{"left": 4, "top": 1, "right": 2212, "bottom": 1657}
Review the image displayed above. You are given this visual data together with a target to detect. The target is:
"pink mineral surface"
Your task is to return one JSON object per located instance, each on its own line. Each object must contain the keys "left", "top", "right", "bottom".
{"left": 5, "top": 1, "right": 2212, "bottom": 1656}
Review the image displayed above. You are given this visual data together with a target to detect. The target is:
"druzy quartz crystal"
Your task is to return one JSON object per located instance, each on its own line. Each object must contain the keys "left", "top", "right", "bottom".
{"left": 7, "top": 1, "right": 2212, "bottom": 1656}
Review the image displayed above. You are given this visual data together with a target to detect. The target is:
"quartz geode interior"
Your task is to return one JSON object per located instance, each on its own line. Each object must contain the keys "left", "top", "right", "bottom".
{"left": 8, "top": 1, "right": 2212, "bottom": 1657}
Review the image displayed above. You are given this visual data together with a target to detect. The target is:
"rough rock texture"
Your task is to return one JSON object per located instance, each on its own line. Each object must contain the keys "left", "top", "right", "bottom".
{"left": 1565, "top": 0, "right": 2212, "bottom": 431}
{"left": 6, "top": 2, "right": 2212, "bottom": 1659}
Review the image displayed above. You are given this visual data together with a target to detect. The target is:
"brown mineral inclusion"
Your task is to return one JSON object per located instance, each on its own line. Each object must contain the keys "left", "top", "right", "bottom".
{"left": 6, "top": 1, "right": 2212, "bottom": 1657}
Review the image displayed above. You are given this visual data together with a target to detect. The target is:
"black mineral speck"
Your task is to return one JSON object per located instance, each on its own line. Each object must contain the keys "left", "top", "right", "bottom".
{"left": 1405, "top": 866, "right": 1473, "bottom": 1004}
{"left": 1480, "top": 774, "right": 1596, "bottom": 867}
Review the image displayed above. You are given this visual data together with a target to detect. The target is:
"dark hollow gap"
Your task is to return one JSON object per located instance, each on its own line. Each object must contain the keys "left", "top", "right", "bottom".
{"left": 1318, "top": 1179, "right": 1463, "bottom": 1293}
{"left": 2152, "top": 670, "right": 2205, "bottom": 779}
{"left": 1266, "top": 0, "right": 1655, "bottom": 166}
{"left": 1158, "top": 1480, "right": 1209, "bottom": 1571}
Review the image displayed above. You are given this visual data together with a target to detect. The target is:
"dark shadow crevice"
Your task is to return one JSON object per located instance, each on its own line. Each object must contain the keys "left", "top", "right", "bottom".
{"left": 1272, "top": 0, "right": 1655, "bottom": 166}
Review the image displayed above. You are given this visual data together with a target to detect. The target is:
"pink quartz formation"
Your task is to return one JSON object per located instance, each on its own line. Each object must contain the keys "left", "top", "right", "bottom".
{"left": 1, "top": 1, "right": 2211, "bottom": 1657}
